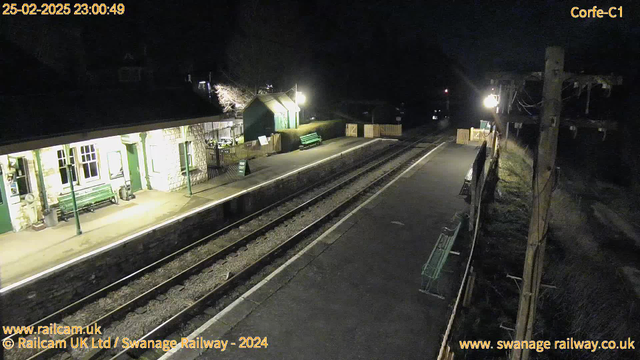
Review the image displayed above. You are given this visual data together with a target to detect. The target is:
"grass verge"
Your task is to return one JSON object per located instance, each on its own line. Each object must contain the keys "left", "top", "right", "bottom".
{"left": 450, "top": 140, "right": 639, "bottom": 360}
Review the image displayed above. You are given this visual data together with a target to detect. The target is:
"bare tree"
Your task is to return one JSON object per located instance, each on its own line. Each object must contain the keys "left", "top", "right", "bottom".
{"left": 214, "top": 84, "right": 254, "bottom": 113}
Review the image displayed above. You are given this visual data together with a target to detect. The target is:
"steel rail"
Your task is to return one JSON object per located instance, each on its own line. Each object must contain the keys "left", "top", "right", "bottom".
{"left": 111, "top": 138, "right": 442, "bottom": 360}
{"left": 21, "top": 133, "right": 439, "bottom": 360}
{"left": 3, "top": 137, "right": 409, "bottom": 345}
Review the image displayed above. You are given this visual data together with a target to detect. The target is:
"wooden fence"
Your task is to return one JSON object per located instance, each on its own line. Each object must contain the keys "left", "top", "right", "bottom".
{"left": 364, "top": 124, "right": 381, "bottom": 138}
{"left": 206, "top": 134, "right": 281, "bottom": 179}
{"left": 379, "top": 124, "right": 402, "bottom": 137}
{"left": 362, "top": 124, "right": 402, "bottom": 138}
{"left": 456, "top": 129, "right": 470, "bottom": 145}
{"left": 345, "top": 123, "right": 358, "bottom": 137}
{"left": 470, "top": 127, "right": 492, "bottom": 143}
{"left": 457, "top": 128, "right": 497, "bottom": 147}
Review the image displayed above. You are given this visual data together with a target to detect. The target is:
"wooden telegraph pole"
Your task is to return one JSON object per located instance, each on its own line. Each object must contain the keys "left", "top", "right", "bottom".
{"left": 511, "top": 47, "right": 564, "bottom": 360}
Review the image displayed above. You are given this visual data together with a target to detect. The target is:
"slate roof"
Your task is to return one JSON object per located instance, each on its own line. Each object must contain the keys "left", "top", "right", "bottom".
{"left": 0, "top": 87, "right": 221, "bottom": 147}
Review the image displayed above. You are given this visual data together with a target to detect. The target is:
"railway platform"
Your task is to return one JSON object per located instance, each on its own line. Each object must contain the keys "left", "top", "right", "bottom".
{"left": 0, "top": 137, "right": 383, "bottom": 289}
{"left": 166, "top": 142, "right": 478, "bottom": 360}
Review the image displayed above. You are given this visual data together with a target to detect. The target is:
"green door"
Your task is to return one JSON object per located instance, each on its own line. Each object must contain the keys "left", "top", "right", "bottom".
{"left": 0, "top": 167, "right": 13, "bottom": 234}
{"left": 126, "top": 144, "right": 142, "bottom": 193}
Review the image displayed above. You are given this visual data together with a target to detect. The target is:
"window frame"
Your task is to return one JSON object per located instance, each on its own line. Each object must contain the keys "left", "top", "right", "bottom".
{"left": 57, "top": 147, "right": 79, "bottom": 186}
{"left": 80, "top": 144, "right": 100, "bottom": 182}
{"left": 12, "top": 157, "right": 31, "bottom": 198}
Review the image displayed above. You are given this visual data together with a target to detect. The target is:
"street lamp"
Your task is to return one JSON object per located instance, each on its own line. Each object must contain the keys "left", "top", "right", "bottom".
{"left": 296, "top": 92, "right": 306, "bottom": 105}
{"left": 444, "top": 88, "right": 449, "bottom": 115}
{"left": 483, "top": 94, "right": 499, "bottom": 109}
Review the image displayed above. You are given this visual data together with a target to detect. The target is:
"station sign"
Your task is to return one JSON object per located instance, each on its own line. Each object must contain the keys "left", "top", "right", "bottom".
{"left": 238, "top": 159, "right": 251, "bottom": 176}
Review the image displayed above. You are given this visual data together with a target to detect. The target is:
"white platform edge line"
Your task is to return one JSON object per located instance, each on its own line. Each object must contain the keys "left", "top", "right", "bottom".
{"left": 159, "top": 140, "right": 448, "bottom": 359}
{"left": 1, "top": 139, "right": 382, "bottom": 294}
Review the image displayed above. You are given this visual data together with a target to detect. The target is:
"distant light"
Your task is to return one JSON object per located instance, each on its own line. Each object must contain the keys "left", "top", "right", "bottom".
{"left": 432, "top": 115, "right": 438, "bottom": 120}
{"left": 483, "top": 94, "right": 499, "bottom": 108}
{"left": 296, "top": 92, "right": 306, "bottom": 105}
{"left": 444, "top": 89, "right": 449, "bottom": 94}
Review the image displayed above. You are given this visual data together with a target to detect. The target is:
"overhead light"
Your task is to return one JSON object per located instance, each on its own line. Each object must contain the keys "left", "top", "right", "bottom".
{"left": 483, "top": 94, "right": 499, "bottom": 108}
{"left": 296, "top": 92, "right": 306, "bottom": 105}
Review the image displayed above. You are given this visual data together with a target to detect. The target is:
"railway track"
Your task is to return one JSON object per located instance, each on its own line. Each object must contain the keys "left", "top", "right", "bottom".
{"left": 5, "top": 130, "right": 448, "bottom": 360}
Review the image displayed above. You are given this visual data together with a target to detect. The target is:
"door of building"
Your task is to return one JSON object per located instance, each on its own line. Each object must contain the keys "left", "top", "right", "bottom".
{"left": 0, "top": 166, "right": 13, "bottom": 234}
{"left": 126, "top": 144, "right": 142, "bottom": 193}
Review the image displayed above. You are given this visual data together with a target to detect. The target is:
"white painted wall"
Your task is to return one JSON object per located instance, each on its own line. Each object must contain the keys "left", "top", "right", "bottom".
{"left": 2, "top": 123, "right": 208, "bottom": 232}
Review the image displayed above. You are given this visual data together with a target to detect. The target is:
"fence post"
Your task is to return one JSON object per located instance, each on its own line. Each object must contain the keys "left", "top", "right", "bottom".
{"left": 463, "top": 266, "right": 476, "bottom": 307}
{"left": 215, "top": 144, "right": 221, "bottom": 168}
{"left": 469, "top": 141, "right": 487, "bottom": 232}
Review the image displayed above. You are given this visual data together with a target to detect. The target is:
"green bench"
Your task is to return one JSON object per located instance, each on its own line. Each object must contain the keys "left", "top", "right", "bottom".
{"left": 58, "top": 183, "right": 118, "bottom": 220}
{"left": 419, "top": 214, "right": 464, "bottom": 299}
{"left": 299, "top": 132, "right": 322, "bottom": 149}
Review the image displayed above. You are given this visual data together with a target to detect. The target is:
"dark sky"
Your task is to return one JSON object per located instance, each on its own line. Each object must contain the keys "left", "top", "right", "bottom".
{"left": 122, "top": 0, "right": 638, "bottom": 104}
{"left": 2, "top": 0, "right": 639, "bottom": 106}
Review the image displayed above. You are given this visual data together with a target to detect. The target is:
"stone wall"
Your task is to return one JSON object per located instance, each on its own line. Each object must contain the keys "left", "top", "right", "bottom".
{"left": 145, "top": 125, "right": 207, "bottom": 192}
{"left": 0, "top": 152, "right": 43, "bottom": 231}
{"left": 1, "top": 139, "right": 389, "bottom": 326}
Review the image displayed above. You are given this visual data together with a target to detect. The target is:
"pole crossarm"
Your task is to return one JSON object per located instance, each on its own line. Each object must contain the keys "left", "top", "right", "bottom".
{"left": 503, "top": 115, "right": 618, "bottom": 130}
{"left": 487, "top": 72, "right": 622, "bottom": 87}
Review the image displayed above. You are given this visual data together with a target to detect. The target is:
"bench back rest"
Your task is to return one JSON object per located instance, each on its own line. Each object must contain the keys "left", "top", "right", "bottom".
{"left": 421, "top": 219, "right": 463, "bottom": 280}
{"left": 300, "top": 132, "right": 320, "bottom": 141}
{"left": 58, "top": 183, "right": 113, "bottom": 209}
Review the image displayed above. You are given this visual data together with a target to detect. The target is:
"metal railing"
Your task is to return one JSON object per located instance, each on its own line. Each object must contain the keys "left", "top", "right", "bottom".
{"left": 437, "top": 128, "right": 501, "bottom": 360}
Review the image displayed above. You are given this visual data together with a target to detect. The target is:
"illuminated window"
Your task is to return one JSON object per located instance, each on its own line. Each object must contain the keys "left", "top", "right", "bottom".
{"left": 13, "top": 157, "right": 31, "bottom": 196}
{"left": 57, "top": 148, "right": 78, "bottom": 185}
{"left": 80, "top": 144, "right": 100, "bottom": 180}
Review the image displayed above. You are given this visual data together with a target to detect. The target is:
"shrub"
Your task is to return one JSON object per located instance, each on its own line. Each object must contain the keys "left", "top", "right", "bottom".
{"left": 277, "top": 119, "right": 346, "bottom": 152}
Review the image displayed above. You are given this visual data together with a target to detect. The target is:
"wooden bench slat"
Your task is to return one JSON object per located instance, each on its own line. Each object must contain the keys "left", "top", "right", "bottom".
{"left": 58, "top": 183, "right": 115, "bottom": 215}
{"left": 299, "top": 132, "right": 322, "bottom": 148}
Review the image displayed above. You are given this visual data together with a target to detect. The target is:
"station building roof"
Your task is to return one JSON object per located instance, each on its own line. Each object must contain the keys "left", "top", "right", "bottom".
{"left": 0, "top": 87, "right": 222, "bottom": 155}
{"left": 245, "top": 93, "right": 299, "bottom": 114}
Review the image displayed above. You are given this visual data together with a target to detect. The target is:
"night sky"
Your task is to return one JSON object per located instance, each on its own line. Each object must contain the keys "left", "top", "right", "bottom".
{"left": 1, "top": 0, "right": 639, "bottom": 112}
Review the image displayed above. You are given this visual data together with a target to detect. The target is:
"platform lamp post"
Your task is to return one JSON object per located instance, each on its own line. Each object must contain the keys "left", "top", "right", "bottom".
{"left": 444, "top": 88, "right": 450, "bottom": 116}
{"left": 64, "top": 144, "right": 82, "bottom": 235}
{"left": 181, "top": 126, "right": 192, "bottom": 196}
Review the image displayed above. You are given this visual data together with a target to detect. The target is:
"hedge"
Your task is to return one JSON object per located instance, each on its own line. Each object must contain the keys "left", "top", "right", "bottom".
{"left": 277, "top": 119, "right": 346, "bottom": 152}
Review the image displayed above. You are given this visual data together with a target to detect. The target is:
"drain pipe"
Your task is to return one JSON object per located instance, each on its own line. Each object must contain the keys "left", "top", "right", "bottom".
{"left": 140, "top": 132, "right": 152, "bottom": 190}
{"left": 34, "top": 149, "right": 49, "bottom": 212}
